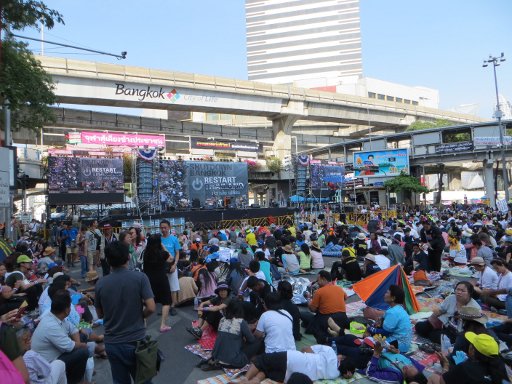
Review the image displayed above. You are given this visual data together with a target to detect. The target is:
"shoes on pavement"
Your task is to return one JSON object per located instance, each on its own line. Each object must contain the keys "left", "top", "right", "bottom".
{"left": 160, "top": 325, "right": 172, "bottom": 333}
{"left": 186, "top": 327, "right": 203, "bottom": 339}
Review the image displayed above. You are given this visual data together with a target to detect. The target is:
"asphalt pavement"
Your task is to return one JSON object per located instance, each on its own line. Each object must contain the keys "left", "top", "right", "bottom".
{"left": 68, "top": 257, "right": 350, "bottom": 384}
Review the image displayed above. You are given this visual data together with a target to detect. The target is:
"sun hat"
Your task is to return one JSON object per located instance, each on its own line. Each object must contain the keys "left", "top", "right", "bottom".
{"left": 214, "top": 283, "right": 231, "bottom": 295}
{"left": 357, "top": 233, "right": 366, "bottom": 240}
{"left": 465, "top": 331, "right": 499, "bottom": 356}
{"left": 85, "top": 271, "right": 99, "bottom": 282}
{"left": 284, "top": 244, "right": 294, "bottom": 253}
{"left": 195, "top": 237, "right": 201, "bottom": 242}
{"left": 17, "top": 255, "right": 32, "bottom": 264}
{"left": 43, "top": 246, "right": 56, "bottom": 256}
{"left": 469, "top": 257, "right": 485, "bottom": 266}
{"left": 453, "top": 256, "right": 467, "bottom": 264}
{"left": 459, "top": 306, "right": 488, "bottom": 325}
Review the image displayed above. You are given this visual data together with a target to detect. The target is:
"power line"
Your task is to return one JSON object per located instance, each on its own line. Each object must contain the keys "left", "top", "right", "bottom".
{"left": 9, "top": 33, "right": 127, "bottom": 59}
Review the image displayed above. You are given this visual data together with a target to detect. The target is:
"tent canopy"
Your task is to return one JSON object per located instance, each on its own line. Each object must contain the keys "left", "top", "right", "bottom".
{"left": 352, "top": 265, "right": 420, "bottom": 314}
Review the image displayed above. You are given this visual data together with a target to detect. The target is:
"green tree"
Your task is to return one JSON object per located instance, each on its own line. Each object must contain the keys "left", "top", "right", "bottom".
{"left": 384, "top": 171, "right": 428, "bottom": 194}
{"left": 1, "top": 1, "right": 64, "bottom": 132}
{"left": 405, "top": 119, "right": 452, "bottom": 132}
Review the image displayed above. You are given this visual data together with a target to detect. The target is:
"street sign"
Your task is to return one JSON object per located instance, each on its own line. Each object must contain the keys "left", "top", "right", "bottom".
{"left": 0, "top": 172, "right": 9, "bottom": 208}
{"left": 19, "top": 213, "right": 32, "bottom": 224}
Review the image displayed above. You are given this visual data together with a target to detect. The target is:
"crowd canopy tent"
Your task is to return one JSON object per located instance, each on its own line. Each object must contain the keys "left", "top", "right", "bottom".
{"left": 0, "top": 239, "right": 12, "bottom": 262}
{"left": 352, "top": 265, "right": 420, "bottom": 315}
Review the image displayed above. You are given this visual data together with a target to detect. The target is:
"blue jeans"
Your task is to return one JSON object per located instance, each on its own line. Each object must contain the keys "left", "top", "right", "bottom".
{"left": 80, "top": 255, "right": 88, "bottom": 278}
{"left": 105, "top": 341, "right": 152, "bottom": 384}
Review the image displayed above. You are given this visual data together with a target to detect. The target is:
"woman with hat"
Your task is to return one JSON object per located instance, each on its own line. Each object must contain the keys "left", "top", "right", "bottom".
{"left": 310, "top": 241, "right": 324, "bottom": 269}
{"left": 188, "top": 283, "right": 231, "bottom": 339}
{"left": 282, "top": 245, "right": 300, "bottom": 275}
{"left": 430, "top": 332, "right": 507, "bottom": 384}
{"left": 354, "top": 232, "right": 368, "bottom": 258}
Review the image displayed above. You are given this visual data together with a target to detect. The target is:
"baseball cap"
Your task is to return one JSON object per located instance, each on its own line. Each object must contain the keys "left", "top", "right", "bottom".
{"left": 465, "top": 331, "right": 499, "bottom": 356}
{"left": 17, "top": 255, "right": 32, "bottom": 264}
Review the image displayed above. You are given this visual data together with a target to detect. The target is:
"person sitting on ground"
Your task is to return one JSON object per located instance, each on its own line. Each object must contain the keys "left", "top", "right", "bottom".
{"left": 18, "top": 327, "right": 67, "bottom": 384}
{"left": 331, "top": 249, "right": 362, "bottom": 282}
{"left": 226, "top": 259, "right": 246, "bottom": 295}
{"left": 429, "top": 332, "right": 508, "bottom": 384}
{"left": 479, "top": 258, "right": 512, "bottom": 311}
{"left": 278, "top": 280, "right": 302, "bottom": 341}
{"left": 196, "top": 261, "right": 217, "bottom": 299}
{"left": 301, "top": 270, "right": 348, "bottom": 344}
{"left": 255, "top": 251, "right": 272, "bottom": 284}
{"left": 363, "top": 254, "right": 381, "bottom": 277}
{"left": 309, "top": 241, "right": 324, "bottom": 269}
{"left": 237, "top": 244, "right": 254, "bottom": 270}
{"left": 297, "top": 243, "right": 312, "bottom": 271}
{"left": 359, "top": 337, "right": 427, "bottom": 384}
{"left": 188, "top": 283, "right": 232, "bottom": 339}
{"left": 246, "top": 276, "right": 272, "bottom": 318}
{"left": 415, "top": 281, "right": 480, "bottom": 344}
{"left": 203, "top": 301, "right": 260, "bottom": 371}
{"left": 412, "top": 243, "right": 429, "bottom": 272}
{"left": 31, "top": 289, "right": 89, "bottom": 384}
{"left": 281, "top": 245, "right": 301, "bottom": 275}
{"left": 255, "top": 293, "right": 296, "bottom": 354}
{"left": 234, "top": 344, "right": 341, "bottom": 384}
{"left": 363, "top": 285, "right": 412, "bottom": 353}
{"left": 470, "top": 257, "right": 498, "bottom": 298}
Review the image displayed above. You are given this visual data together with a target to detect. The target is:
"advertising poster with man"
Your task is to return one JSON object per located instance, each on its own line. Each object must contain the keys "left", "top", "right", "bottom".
{"left": 353, "top": 149, "right": 409, "bottom": 177}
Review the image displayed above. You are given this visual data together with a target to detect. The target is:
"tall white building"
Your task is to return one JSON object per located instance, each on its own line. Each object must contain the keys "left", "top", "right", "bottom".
{"left": 246, "top": 0, "right": 362, "bottom": 86}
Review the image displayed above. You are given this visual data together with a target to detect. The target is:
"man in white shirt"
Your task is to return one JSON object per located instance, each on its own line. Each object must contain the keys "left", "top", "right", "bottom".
{"left": 470, "top": 257, "right": 498, "bottom": 295}
{"left": 255, "top": 293, "right": 296, "bottom": 353}
{"left": 238, "top": 344, "right": 340, "bottom": 383}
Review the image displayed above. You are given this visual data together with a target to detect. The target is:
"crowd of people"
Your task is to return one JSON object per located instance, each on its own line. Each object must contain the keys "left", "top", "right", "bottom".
{"left": 0, "top": 206, "right": 511, "bottom": 383}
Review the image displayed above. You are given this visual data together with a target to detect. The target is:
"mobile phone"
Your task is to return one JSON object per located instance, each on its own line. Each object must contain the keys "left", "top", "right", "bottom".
{"left": 16, "top": 301, "right": 28, "bottom": 319}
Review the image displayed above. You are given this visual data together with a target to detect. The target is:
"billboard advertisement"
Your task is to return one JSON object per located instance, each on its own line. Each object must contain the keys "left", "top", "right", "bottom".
{"left": 190, "top": 138, "right": 260, "bottom": 153}
{"left": 78, "top": 131, "right": 165, "bottom": 148}
{"left": 48, "top": 157, "right": 124, "bottom": 204}
{"left": 186, "top": 161, "right": 248, "bottom": 206}
{"left": 353, "top": 149, "right": 409, "bottom": 177}
{"left": 310, "top": 164, "right": 345, "bottom": 189}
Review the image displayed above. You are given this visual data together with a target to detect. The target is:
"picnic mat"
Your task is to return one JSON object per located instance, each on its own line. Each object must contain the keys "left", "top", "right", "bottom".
{"left": 197, "top": 373, "right": 366, "bottom": 384}
{"left": 185, "top": 343, "right": 212, "bottom": 360}
{"left": 223, "top": 365, "right": 251, "bottom": 377}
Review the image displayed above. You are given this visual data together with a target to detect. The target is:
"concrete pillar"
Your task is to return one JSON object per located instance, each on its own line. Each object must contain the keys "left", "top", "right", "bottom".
{"left": 483, "top": 159, "right": 496, "bottom": 208}
{"left": 271, "top": 115, "right": 298, "bottom": 160}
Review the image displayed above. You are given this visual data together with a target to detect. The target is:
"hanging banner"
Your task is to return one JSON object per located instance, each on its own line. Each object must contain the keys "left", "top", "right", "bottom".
{"left": 435, "top": 141, "right": 473, "bottom": 154}
{"left": 190, "top": 138, "right": 260, "bottom": 153}
{"left": 474, "top": 136, "right": 512, "bottom": 146}
{"left": 80, "top": 131, "right": 166, "bottom": 148}
{"left": 48, "top": 157, "right": 124, "bottom": 204}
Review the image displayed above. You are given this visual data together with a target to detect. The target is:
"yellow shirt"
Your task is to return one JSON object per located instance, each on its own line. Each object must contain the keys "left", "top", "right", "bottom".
{"left": 246, "top": 232, "right": 257, "bottom": 246}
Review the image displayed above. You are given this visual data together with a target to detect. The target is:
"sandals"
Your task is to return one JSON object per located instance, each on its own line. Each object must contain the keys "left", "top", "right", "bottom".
{"left": 419, "top": 342, "right": 441, "bottom": 354}
{"left": 160, "top": 325, "right": 172, "bottom": 333}
{"left": 186, "top": 326, "right": 203, "bottom": 339}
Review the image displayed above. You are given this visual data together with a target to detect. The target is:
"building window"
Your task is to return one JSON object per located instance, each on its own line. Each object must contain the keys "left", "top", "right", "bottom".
{"left": 386, "top": 95, "right": 394, "bottom": 101}
{"left": 404, "top": 99, "right": 411, "bottom": 104}
{"left": 377, "top": 94, "right": 385, "bottom": 100}
{"left": 368, "top": 92, "right": 376, "bottom": 99}
{"left": 412, "top": 100, "right": 419, "bottom": 106}
{"left": 396, "top": 97, "right": 403, "bottom": 103}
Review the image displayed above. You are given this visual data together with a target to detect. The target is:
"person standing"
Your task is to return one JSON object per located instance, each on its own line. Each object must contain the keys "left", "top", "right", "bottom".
{"left": 95, "top": 242, "right": 156, "bottom": 384}
{"left": 100, "top": 224, "right": 118, "bottom": 276}
{"left": 420, "top": 220, "right": 445, "bottom": 272}
{"left": 76, "top": 225, "right": 88, "bottom": 279}
{"left": 60, "top": 223, "right": 78, "bottom": 268}
{"left": 160, "top": 220, "right": 181, "bottom": 316}
{"left": 143, "top": 234, "right": 173, "bottom": 333}
{"left": 85, "top": 221, "right": 101, "bottom": 273}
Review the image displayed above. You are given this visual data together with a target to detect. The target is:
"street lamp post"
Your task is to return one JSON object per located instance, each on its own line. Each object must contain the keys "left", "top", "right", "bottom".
{"left": 483, "top": 53, "right": 509, "bottom": 202}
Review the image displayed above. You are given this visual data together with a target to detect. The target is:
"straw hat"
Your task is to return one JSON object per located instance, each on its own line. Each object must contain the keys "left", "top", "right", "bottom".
{"left": 284, "top": 244, "right": 294, "bottom": 253}
{"left": 85, "top": 271, "right": 99, "bottom": 282}
{"left": 453, "top": 256, "right": 467, "bottom": 264}
{"left": 459, "top": 306, "right": 488, "bottom": 325}
{"left": 469, "top": 257, "right": 485, "bottom": 266}
{"left": 357, "top": 233, "right": 366, "bottom": 240}
{"left": 43, "top": 246, "right": 56, "bottom": 256}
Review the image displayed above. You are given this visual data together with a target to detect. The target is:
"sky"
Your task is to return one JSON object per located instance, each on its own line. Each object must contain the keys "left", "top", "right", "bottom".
{"left": 18, "top": 0, "right": 512, "bottom": 119}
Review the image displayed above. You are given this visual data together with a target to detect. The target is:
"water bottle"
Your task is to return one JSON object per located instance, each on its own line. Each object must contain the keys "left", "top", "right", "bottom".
{"left": 331, "top": 340, "right": 338, "bottom": 354}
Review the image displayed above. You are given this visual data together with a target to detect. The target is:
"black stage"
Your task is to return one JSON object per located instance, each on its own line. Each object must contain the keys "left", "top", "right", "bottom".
{"left": 103, "top": 207, "right": 295, "bottom": 228}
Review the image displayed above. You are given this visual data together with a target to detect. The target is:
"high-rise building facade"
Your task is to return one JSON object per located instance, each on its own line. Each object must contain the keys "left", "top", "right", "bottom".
{"left": 246, "top": 0, "right": 362, "bottom": 86}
